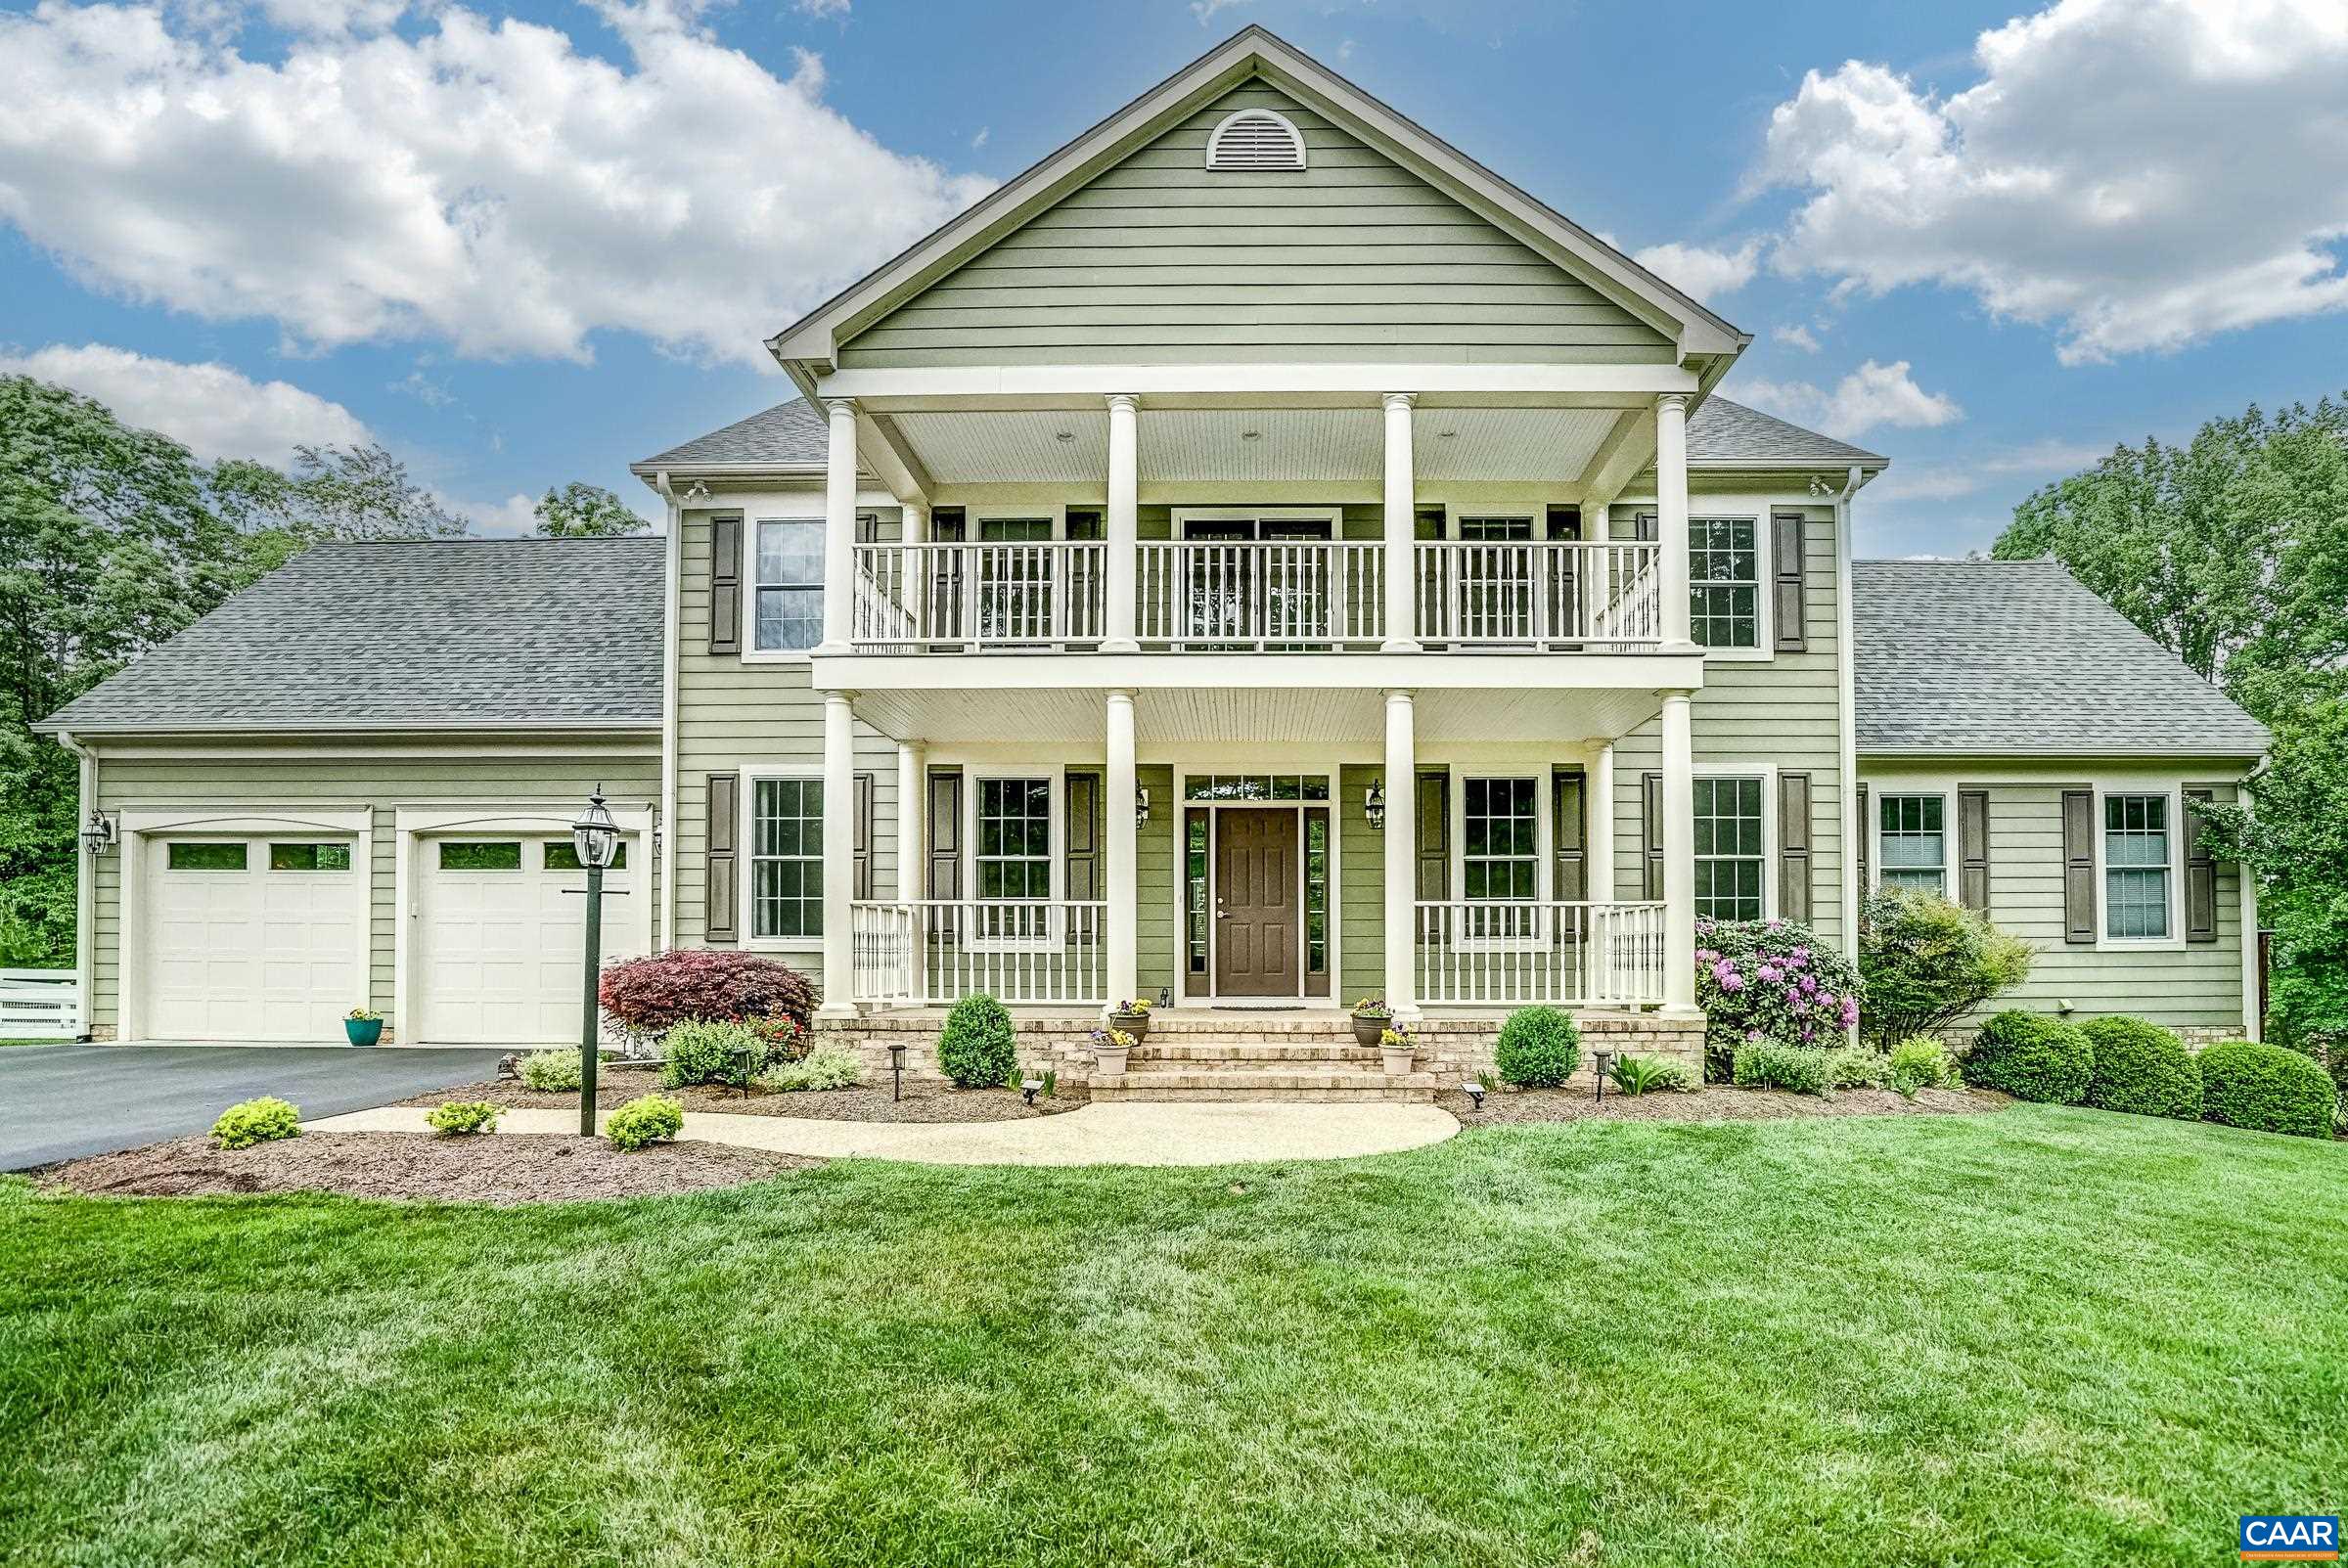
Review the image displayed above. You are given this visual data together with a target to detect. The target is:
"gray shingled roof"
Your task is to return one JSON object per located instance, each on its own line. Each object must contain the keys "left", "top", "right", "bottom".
{"left": 637, "top": 399, "right": 827, "bottom": 469}
{"left": 40, "top": 538, "right": 665, "bottom": 735}
{"left": 1687, "top": 397, "right": 1884, "bottom": 468}
{"left": 1853, "top": 560, "right": 2268, "bottom": 755}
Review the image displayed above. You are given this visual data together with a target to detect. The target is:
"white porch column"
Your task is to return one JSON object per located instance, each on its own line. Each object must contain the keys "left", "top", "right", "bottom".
{"left": 1382, "top": 689, "right": 1418, "bottom": 1014}
{"left": 1660, "top": 690, "right": 1697, "bottom": 1011}
{"left": 819, "top": 692, "right": 857, "bottom": 1017}
{"left": 1380, "top": 392, "right": 1419, "bottom": 651}
{"left": 902, "top": 501, "right": 928, "bottom": 547}
{"left": 1105, "top": 691, "right": 1140, "bottom": 1008}
{"left": 820, "top": 397, "right": 859, "bottom": 653}
{"left": 1591, "top": 741, "right": 1616, "bottom": 901}
{"left": 1656, "top": 393, "right": 1693, "bottom": 650}
{"left": 896, "top": 739, "right": 926, "bottom": 1003}
{"left": 1582, "top": 502, "right": 1611, "bottom": 640}
{"left": 1104, "top": 394, "right": 1140, "bottom": 652}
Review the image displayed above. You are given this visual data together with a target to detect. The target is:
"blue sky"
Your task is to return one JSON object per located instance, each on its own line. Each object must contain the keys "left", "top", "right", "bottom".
{"left": 2, "top": 0, "right": 2344, "bottom": 556}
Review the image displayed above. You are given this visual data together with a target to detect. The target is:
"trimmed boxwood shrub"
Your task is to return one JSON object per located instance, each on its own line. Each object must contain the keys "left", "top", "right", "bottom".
{"left": 1494, "top": 1006, "right": 1580, "bottom": 1087}
{"left": 607, "top": 1094, "right": 685, "bottom": 1151}
{"left": 938, "top": 994, "right": 1017, "bottom": 1088}
{"left": 1964, "top": 1010, "right": 2094, "bottom": 1104}
{"left": 2197, "top": 1040, "right": 2335, "bottom": 1139}
{"left": 599, "top": 950, "right": 818, "bottom": 1038}
{"left": 660, "top": 1019, "right": 773, "bottom": 1089}
{"left": 211, "top": 1097, "right": 300, "bottom": 1149}
{"left": 1731, "top": 1042, "right": 1829, "bottom": 1096}
{"left": 2079, "top": 1016, "right": 2201, "bottom": 1120}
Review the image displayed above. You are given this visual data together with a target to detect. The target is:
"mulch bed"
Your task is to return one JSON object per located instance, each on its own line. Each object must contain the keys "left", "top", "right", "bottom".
{"left": 399, "top": 1075, "right": 1088, "bottom": 1124}
{"left": 1441, "top": 1083, "right": 2005, "bottom": 1125}
{"left": 37, "top": 1132, "right": 817, "bottom": 1206}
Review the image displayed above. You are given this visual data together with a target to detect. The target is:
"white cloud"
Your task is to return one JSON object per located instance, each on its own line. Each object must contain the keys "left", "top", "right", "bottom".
{"left": 1865, "top": 438, "right": 2108, "bottom": 503}
{"left": 1754, "top": 0, "right": 2348, "bottom": 364}
{"left": 1191, "top": 0, "right": 1250, "bottom": 23}
{"left": 0, "top": 1, "right": 992, "bottom": 369}
{"left": 970, "top": 125, "right": 989, "bottom": 150}
{"left": 1632, "top": 239, "right": 1761, "bottom": 303}
{"left": 793, "top": 0, "right": 848, "bottom": 17}
{"left": 255, "top": 0, "right": 407, "bottom": 34}
{"left": 1728, "top": 358, "right": 1963, "bottom": 439}
{"left": 1773, "top": 323, "right": 1821, "bottom": 353}
{"left": 0, "top": 342, "right": 372, "bottom": 462}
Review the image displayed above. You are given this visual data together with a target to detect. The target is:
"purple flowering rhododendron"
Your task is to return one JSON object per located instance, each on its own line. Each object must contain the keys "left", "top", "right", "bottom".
{"left": 1692, "top": 916, "right": 1863, "bottom": 1062}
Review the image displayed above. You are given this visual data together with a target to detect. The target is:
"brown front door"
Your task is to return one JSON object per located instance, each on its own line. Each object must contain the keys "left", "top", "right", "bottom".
{"left": 1215, "top": 809, "right": 1299, "bottom": 997}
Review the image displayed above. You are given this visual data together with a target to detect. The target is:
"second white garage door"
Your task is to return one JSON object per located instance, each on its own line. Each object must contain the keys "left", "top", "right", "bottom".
{"left": 415, "top": 835, "right": 641, "bottom": 1046}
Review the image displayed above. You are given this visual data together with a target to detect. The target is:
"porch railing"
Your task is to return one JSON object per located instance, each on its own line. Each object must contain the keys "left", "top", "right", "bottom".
{"left": 1414, "top": 541, "right": 1662, "bottom": 648}
{"left": 850, "top": 543, "right": 1106, "bottom": 650}
{"left": 1136, "top": 541, "right": 1384, "bottom": 649}
{"left": 850, "top": 900, "right": 1107, "bottom": 1006}
{"left": 1414, "top": 900, "right": 1667, "bottom": 1007}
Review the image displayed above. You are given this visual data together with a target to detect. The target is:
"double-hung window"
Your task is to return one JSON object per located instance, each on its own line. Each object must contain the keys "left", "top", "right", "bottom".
{"left": 1693, "top": 776, "right": 1767, "bottom": 920}
{"left": 753, "top": 518, "right": 824, "bottom": 652}
{"left": 2103, "top": 793, "right": 2172, "bottom": 940}
{"left": 975, "top": 777, "right": 1053, "bottom": 944}
{"left": 1689, "top": 517, "right": 1760, "bottom": 650}
{"left": 1461, "top": 776, "right": 1539, "bottom": 943}
{"left": 751, "top": 779, "right": 823, "bottom": 939}
{"left": 1877, "top": 794, "right": 1947, "bottom": 895}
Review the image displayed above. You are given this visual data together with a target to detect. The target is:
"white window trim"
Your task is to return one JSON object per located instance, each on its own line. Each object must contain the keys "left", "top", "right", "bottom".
{"left": 2094, "top": 783, "right": 2186, "bottom": 952}
{"left": 1868, "top": 786, "right": 1955, "bottom": 900}
{"left": 970, "top": 503, "right": 1069, "bottom": 540}
{"left": 1167, "top": 765, "right": 1341, "bottom": 1007}
{"left": 1168, "top": 507, "right": 1342, "bottom": 538}
{"left": 1687, "top": 513, "right": 1774, "bottom": 662}
{"left": 1449, "top": 767, "right": 1552, "bottom": 952}
{"left": 965, "top": 763, "right": 1065, "bottom": 952}
{"left": 1692, "top": 763, "right": 1778, "bottom": 923}
{"left": 740, "top": 766, "right": 826, "bottom": 952}
{"left": 741, "top": 513, "right": 825, "bottom": 665}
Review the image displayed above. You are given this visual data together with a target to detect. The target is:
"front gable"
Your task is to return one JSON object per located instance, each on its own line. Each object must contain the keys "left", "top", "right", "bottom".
{"left": 837, "top": 82, "right": 1678, "bottom": 369}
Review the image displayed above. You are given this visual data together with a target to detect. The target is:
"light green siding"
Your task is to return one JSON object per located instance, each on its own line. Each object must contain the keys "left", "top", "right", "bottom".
{"left": 1608, "top": 499, "right": 1849, "bottom": 952}
{"left": 1136, "top": 764, "right": 1176, "bottom": 1001}
{"left": 839, "top": 84, "right": 1674, "bottom": 369}
{"left": 1340, "top": 763, "right": 1385, "bottom": 998}
{"left": 89, "top": 742, "right": 658, "bottom": 1037}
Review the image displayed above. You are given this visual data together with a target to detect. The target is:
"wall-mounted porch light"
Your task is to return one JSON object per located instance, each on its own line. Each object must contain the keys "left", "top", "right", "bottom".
{"left": 1364, "top": 782, "right": 1386, "bottom": 831}
{"left": 79, "top": 811, "right": 115, "bottom": 856}
{"left": 1135, "top": 786, "right": 1151, "bottom": 828}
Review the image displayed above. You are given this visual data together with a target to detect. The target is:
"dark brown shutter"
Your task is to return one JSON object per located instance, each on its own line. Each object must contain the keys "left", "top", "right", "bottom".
{"left": 708, "top": 516, "right": 742, "bottom": 654}
{"left": 1544, "top": 504, "right": 1583, "bottom": 542}
{"left": 1779, "top": 772, "right": 1812, "bottom": 922}
{"left": 1064, "top": 770, "right": 1102, "bottom": 901}
{"left": 2061, "top": 789, "right": 2097, "bottom": 944}
{"left": 1958, "top": 789, "right": 1991, "bottom": 913}
{"left": 1415, "top": 768, "right": 1449, "bottom": 899}
{"left": 926, "top": 768, "right": 963, "bottom": 901}
{"left": 1634, "top": 513, "right": 1659, "bottom": 544}
{"left": 1772, "top": 514, "right": 1807, "bottom": 652}
{"left": 1063, "top": 508, "right": 1104, "bottom": 542}
{"left": 2185, "top": 788, "right": 2219, "bottom": 943}
{"left": 930, "top": 506, "right": 967, "bottom": 542}
{"left": 704, "top": 772, "right": 740, "bottom": 944}
{"left": 1413, "top": 506, "right": 1446, "bottom": 541}
{"left": 1642, "top": 771, "right": 1665, "bottom": 899}
{"left": 1552, "top": 767, "right": 1588, "bottom": 901}
{"left": 1856, "top": 783, "right": 1871, "bottom": 890}
{"left": 852, "top": 771, "right": 875, "bottom": 901}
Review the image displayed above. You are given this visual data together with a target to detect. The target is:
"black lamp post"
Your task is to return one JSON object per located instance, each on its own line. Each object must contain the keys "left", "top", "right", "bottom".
{"left": 572, "top": 786, "right": 621, "bottom": 1137}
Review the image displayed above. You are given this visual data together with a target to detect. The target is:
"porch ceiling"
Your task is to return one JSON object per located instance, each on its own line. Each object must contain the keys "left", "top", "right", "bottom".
{"left": 884, "top": 404, "right": 1628, "bottom": 488}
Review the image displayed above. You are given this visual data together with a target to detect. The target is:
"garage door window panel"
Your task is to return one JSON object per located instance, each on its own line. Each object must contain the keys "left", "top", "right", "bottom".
{"left": 439, "top": 840, "right": 523, "bottom": 872}
{"left": 545, "top": 840, "right": 629, "bottom": 872}
{"left": 269, "top": 842, "right": 352, "bottom": 872}
{"left": 167, "top": 841, "right": 248, "bottom": 872}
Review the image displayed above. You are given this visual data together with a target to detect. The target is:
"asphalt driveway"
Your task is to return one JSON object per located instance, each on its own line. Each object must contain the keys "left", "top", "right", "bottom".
{"left": 1, "top": 1044, "right": 508, "bottom": 1171}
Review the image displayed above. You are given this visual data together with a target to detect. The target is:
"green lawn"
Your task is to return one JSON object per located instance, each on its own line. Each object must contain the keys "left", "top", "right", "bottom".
{"left": 4, "top": 1108, "right": 2343, "bottom": 1567}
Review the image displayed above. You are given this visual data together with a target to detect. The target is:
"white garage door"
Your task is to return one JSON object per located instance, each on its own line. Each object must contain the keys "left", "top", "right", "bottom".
{"left": 416, "top": 835, "right": 640, "bottom": 1046}
{"left": 145, "top": 836, "right": 367, "bottom": 1042}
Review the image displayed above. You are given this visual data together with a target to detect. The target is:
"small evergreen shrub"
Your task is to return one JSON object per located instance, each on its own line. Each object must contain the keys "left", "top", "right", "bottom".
{"left": 2079, "top": 1016, "right": 2201, "bottom": 1120}
{"left": 1494, "top": 1006, "right": 1581, "bottom": 1087}
{"left": 938, "top": 994, "right": 1017, "bottom": 1088}
{"left": 661, "top": 1018, "right": 772, "bottom": 1089}
{"left": 1731, "top": 1042, "right": 1829, "bottom": 1096}
{"left": 1964, "top": 1011, "right": 2094, "bottom": 1104}
{"left": 211, "top": 1097, "right": 300, "bottom": 1149}
{"left": 519, "top": 1050, "right": 582, "bottom": 1093}
{"left": 1887, "top": 1036, "right": 1961, "bottom": 1098}
{"left": 1695, "top": 916, "right": 1863, "bottom": 1078}
{"left": 1821, "top": 1045, "right": 1890, "bottom": 1090}
{"left": 2197, "top": 1040, "right": 2335, "bottom": 1139}
{"left": 756, "top": 1044, "right": 864, "bottom": 1092}
{"left": 1858, "top": 890, "right": 2033, "bottom": 1045}
{"left": 1605, "top": 1053, "right": 1693, "bottom": 1096}
{"left": 607, "top": 1094, "right": 685, "bottom": 1151}
{"left": 426, "top": 1100, "right": 503, "bottom": 1136}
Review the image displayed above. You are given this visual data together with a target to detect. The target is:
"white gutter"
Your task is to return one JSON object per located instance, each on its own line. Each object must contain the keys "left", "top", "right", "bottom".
{"left": 654, "top": 470, "right": 682, "bottom": 952}
{"left": 1833, "top": 465, "right": 1863, "bottom": 999}
{"left": 54, "top": 729, "right": 96, "bottom": 1041}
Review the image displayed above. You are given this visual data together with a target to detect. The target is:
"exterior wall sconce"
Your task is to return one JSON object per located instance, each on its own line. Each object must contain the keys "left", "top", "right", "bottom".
{"left": 1364, "top": 783, "right": 1385, "bottom": 830}
{"left": 79, "top": 811, "right": 115, "bottom": 856}
{"left": 1135, "top": 786, "right": 1151, "bottom": 827}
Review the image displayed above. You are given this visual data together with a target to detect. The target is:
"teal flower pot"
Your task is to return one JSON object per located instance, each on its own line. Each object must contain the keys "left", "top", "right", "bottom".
{"left": 344, "top": 1017, "right": 384, "bottom": 1048}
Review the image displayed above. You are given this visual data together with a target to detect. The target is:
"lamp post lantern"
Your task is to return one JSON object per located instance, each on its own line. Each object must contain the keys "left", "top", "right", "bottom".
{"left": 571, "top": 785, "right": 621, "bottom": 1137}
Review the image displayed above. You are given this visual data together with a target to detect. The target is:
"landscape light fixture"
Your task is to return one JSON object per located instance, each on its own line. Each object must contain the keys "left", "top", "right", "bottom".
{"left": 1022, "top": 1077, "right": 1043, "bottom": 1106}
{"left": 571, "top": 785, "right": 620, "bottom": 1138}
{"left": 889, "top": 1041, "right": 908, "bottom": 1101}
{"left": 1591, "top": 1049, "right": 1615, "bottom": 1104}
{"left": 1465, "top": 1083, "right": 1485, "bottom": 1111}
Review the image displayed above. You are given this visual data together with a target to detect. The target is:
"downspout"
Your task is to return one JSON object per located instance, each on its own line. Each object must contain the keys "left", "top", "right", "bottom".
{"left": 654, "top": 470, "right": 682, "bottom": 952}
{"left": 55, "top": 729, "right": 96, "bottom": 1042}
{"left": 1833, "top": 465, "right": 1863, "bottom": 1042}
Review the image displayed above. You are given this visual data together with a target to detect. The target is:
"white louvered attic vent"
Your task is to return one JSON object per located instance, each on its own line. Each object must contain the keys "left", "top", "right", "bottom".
{"left": 1206, "top": 110, "right": 1307, "bottom": 171}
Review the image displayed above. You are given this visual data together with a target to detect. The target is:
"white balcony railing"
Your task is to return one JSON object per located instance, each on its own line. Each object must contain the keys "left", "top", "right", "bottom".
{"left": 1136, "top": 541, "right": 1384, "bottom": 649}
{"left": 850, "top": 900, "right": 1107, "bottom": 1006}
{"left": 1414, "top": 541, "right": 1662, "bottom": 648}
{"left": 850, "top": 543, "right": 1106, "bottom": 650}
{"left": 1415, "top": 900, "right": 1667, "bottom": 1007}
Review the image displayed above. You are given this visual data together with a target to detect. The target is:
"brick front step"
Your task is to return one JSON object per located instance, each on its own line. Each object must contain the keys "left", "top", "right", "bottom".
{"left": 1091, "top": 1085, "right": 1439, "bottom": 1103}
{"left": 1136, "top": 1042, "right": 1379, "bottom": 1063}
{"left": 1092, "top": 1066, "right": 1437, "bottom": 1102}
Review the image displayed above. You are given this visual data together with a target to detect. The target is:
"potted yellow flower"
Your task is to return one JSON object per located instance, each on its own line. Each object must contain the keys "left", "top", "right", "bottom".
{"left": 1350, "top": 997, "right": 1391, "bottom": 1048}
{"left": 1106, "top": 998, "right": 1151, "bottom": 1039}
{"left": 1091, "top": 1026, "right": 1135, "bottom": 1075}
{"left": 344, "top": 1007, "right": 383, "bottom": 1048}
{"left": 1377, "top": 1023, "right": 1415, "bottom": 1076}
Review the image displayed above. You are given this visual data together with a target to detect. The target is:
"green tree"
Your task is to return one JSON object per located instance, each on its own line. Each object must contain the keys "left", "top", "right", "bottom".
{"left": 211, "top": 442, "right": 468, "bottom": 571}
{"left": 1995, "top": 392, "right": 2348, "bottom": 1045}
{"left": 532, "top": 481, "right": 647, "bottom": 537}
